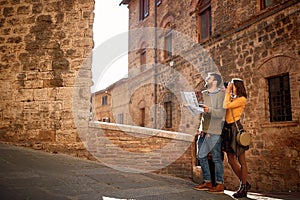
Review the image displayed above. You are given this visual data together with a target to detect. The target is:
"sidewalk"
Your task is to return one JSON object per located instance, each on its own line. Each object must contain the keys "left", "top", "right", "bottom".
{"left": 0, "top": 143, "right": 299, "bottom": 200}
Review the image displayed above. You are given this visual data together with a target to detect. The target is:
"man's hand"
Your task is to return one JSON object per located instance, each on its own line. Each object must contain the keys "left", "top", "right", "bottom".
{"left": 199, "top": 131, "right": 205, "bottom": 137}
{"left": 202, "top": 104, "right": 210, "bottom": 113}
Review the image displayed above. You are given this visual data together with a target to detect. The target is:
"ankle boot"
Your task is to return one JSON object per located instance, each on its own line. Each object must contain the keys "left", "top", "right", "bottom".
{"left": 240, "top": 181, "right": 251, "bottom": 192}
{"left": 239, "top": 181, "right": 251, "bottom": 191}
{"left": 245, "top": 181, "right": 251, "bottom": 191}
{"left": 233, "top": 184, "right": 247, "bottom": 198}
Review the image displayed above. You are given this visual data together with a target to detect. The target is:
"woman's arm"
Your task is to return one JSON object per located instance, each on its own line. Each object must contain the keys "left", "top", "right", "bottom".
{"left": 223, "top": 93, "right": 246, "bottom": 109}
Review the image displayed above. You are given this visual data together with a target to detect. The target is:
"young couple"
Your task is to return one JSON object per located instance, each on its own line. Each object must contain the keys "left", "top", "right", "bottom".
{"left": 194, "top": 72, "right": 250, "bottom": 198}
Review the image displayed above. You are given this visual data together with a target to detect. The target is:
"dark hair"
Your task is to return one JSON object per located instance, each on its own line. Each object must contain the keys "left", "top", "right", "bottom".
{"left": 211, "top": 73, "right": 222, "bottom": 87}
{"left": 224, "top": 82, "right": 229, "bottom": 88}
{"left": 233, "top": 80, "right": 247, "bottom": 98}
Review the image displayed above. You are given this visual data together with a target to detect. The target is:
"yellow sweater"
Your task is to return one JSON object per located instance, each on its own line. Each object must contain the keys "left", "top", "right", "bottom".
{"left": 223, "top": 93, "right": 247, "bottom": 124}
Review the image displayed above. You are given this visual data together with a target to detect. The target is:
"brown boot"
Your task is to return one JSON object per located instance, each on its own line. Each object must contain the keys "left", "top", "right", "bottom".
{"left": 194, "top": 182, "right": 213, "bottom": 191}
{"left": 208, "top": 184, "right": 225, "bottom": 194}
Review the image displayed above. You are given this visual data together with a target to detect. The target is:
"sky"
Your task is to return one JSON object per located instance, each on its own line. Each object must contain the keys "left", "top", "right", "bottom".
{"left": 92, "top": 1, "right": 129, "bottom": 92}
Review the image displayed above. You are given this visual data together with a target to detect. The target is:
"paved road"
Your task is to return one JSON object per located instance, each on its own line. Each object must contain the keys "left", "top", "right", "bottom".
{"left": 0, "top": 143, "right": 299, "bottom": 200}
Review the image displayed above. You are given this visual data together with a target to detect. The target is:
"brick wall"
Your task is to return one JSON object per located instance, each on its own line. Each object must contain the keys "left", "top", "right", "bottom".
{"left": 88, "top": 121, "right": 194, "bottom": 179}
{"left": 122, "top": 0, "right": 300, "bottom": 192}
{"left": 0, "top": 0, "right": 94, "bottom": 157}
{"left": 207, "top": 2, "right": 300, "bottom": 192}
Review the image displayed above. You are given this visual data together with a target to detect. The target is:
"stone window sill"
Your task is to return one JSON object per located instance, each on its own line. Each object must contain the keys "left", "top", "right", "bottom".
{"left": 261, "top": 121, "right": 298, "bottom": 128}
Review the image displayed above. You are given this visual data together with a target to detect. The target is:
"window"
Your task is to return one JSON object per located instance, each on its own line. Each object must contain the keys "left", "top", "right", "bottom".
{"left": 102, "top": 117, "right": 110, "bottom": 122}
{"left": 268, "top": 73, "right": 292, "bottom": 122}
{"left": 140, "top": 108, "right": 145, "bottom": 127}
{"left": 164, "top": 101, "right": 172, "bottom": 128}
{"left": 102, "top": 95, "right": 108, "bottom": 106}
{"left": 261, "top": 0, "right": 280, "bottom": 9}
{"left": 139, "top": 0, "right": 149, "bottom": 21}
{"left": 164, "top": 30, "right": 172, "bottom": 59}
{"left": 198, "top": 0, "right": 212, "bottom": 41}
{"left": 117, "top": 113, "right": 123, "bottom": 124}
{"left": 140, "top": 48, "right": 146, "bottom": 71}
{"left": 156, "top": 0, "right": 162, "bottom": 6}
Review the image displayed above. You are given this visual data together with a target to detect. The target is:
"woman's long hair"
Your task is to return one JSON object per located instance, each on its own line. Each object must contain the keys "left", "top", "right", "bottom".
{"left": 233, "top": 80, "right": 247, "bottom": 98}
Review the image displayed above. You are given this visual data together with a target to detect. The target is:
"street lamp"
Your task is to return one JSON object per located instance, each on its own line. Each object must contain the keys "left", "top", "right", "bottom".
{"left": 105, "top": 90, "right": 111, "bottom": 96}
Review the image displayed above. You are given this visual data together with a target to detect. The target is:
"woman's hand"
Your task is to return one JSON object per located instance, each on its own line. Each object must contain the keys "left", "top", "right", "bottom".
{"left": 226, "top": 82, "right": 233, "bottom": 94}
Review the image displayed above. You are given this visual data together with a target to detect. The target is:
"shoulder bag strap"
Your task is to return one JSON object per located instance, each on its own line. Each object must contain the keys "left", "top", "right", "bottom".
{"left": 230, "top": 108, "right": 241, "bottom": 133}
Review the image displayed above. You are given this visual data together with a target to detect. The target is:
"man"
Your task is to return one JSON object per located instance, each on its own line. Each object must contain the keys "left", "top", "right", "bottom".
{"left": 194, "top": 72, "right": 225, "bottom": 193}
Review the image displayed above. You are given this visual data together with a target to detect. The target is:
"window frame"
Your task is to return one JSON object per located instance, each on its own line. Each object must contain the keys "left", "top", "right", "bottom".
{"left": 267, "top": 73, "right": 292, "bottom": 122}
{"left": 198, "top": 0, "right": 212, "bottom": 41}
{"left": 140, "top": 108, "right": 145, "bottom": 127}
{"left": 117, "top": 113, "right": 123, "bottom": 124}
{"left": 164, "top": 101, "right": 172, "bottom": 128}
{"left": 164, "top": 30, "right": 172, "bottom": 59}
{"left": 140, "top": 48, "right": 146, "bottom": 72}
{"left": 260, "top": 0, "right": 280, "bottom": 10}
{"left": 156, "top": 0, "right": 162, "bottom": 6}
{"left": 102, "top": 95, "right": 108, "bottom": 106}
{"left": 139, "top": 0, "right": 149, "bottom": 21}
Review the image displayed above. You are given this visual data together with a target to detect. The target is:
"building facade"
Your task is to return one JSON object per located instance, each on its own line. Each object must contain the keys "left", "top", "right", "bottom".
{"left": 92, "top": 86, "right": 114, "bottom": 122}
{"left": 92, "top": 78, "right": 129, "bottom": 124}
{"left": 117, "top": 0, "right": 300, "bottom": 192}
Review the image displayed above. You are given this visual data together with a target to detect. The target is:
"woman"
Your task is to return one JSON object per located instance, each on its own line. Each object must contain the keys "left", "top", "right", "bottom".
{"left": 222, "top": 78, "right": 250, "bottom": 198}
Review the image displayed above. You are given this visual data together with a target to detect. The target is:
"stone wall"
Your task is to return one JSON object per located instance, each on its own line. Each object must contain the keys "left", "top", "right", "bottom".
{"left": 0, "top": 0, "right": 299, "bottom": 193}
{"left": 203, "top": 2, "right": 300, "bottom": 192}
{"left": 122, "top": 0, "right": 300, "bottom": 192}
{"left": 88, "top": 121, "right": 194, "bottom": 179}
{"left": 111, "top": 78, "right": 130, "bottom": 124}
{"left": 0, "top": 0, "right": 94, "bottom": 158}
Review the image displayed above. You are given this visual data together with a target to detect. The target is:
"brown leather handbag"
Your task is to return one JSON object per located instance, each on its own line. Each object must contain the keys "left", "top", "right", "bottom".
{"left": 230, "top": 109, "right": 251, "bottom": 146}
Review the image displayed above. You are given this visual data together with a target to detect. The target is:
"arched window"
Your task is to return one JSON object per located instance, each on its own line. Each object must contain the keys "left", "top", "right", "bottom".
{"left": 256, "top": 55, "right": 298, "bottom": 126}
{"left": 160, "top": 14, "right": 175, "bottom": 61}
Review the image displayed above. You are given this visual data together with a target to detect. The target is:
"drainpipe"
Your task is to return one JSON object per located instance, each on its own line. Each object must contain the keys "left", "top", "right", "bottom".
{"left": 153, "top": 1, "right": 158, "bottom": 129}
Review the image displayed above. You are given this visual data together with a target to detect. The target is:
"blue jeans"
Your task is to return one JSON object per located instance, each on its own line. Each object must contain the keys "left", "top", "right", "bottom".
{"left": 198, "top": 134, "right": 224, "bottom": 184}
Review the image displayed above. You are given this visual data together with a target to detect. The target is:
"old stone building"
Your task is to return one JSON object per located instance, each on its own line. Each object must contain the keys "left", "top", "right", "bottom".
{"left": 0, "top": 0, "right": 299, "bottom": 193}
{"left": 92, "top": 85, "right": 113, "bottom": 122}
{"left": 116, "top": 0, "right": 300, "bottom": 192}
{"left": 92, "top": 77, "right": 128, "bottom": 123}
{"left": 0, "top": 0, "right": 94, "bottom": 157}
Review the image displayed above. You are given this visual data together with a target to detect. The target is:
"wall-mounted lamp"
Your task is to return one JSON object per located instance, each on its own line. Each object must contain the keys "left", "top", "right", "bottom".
{"left": 105, "top": 91, "right": 111, "bottom": 96}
